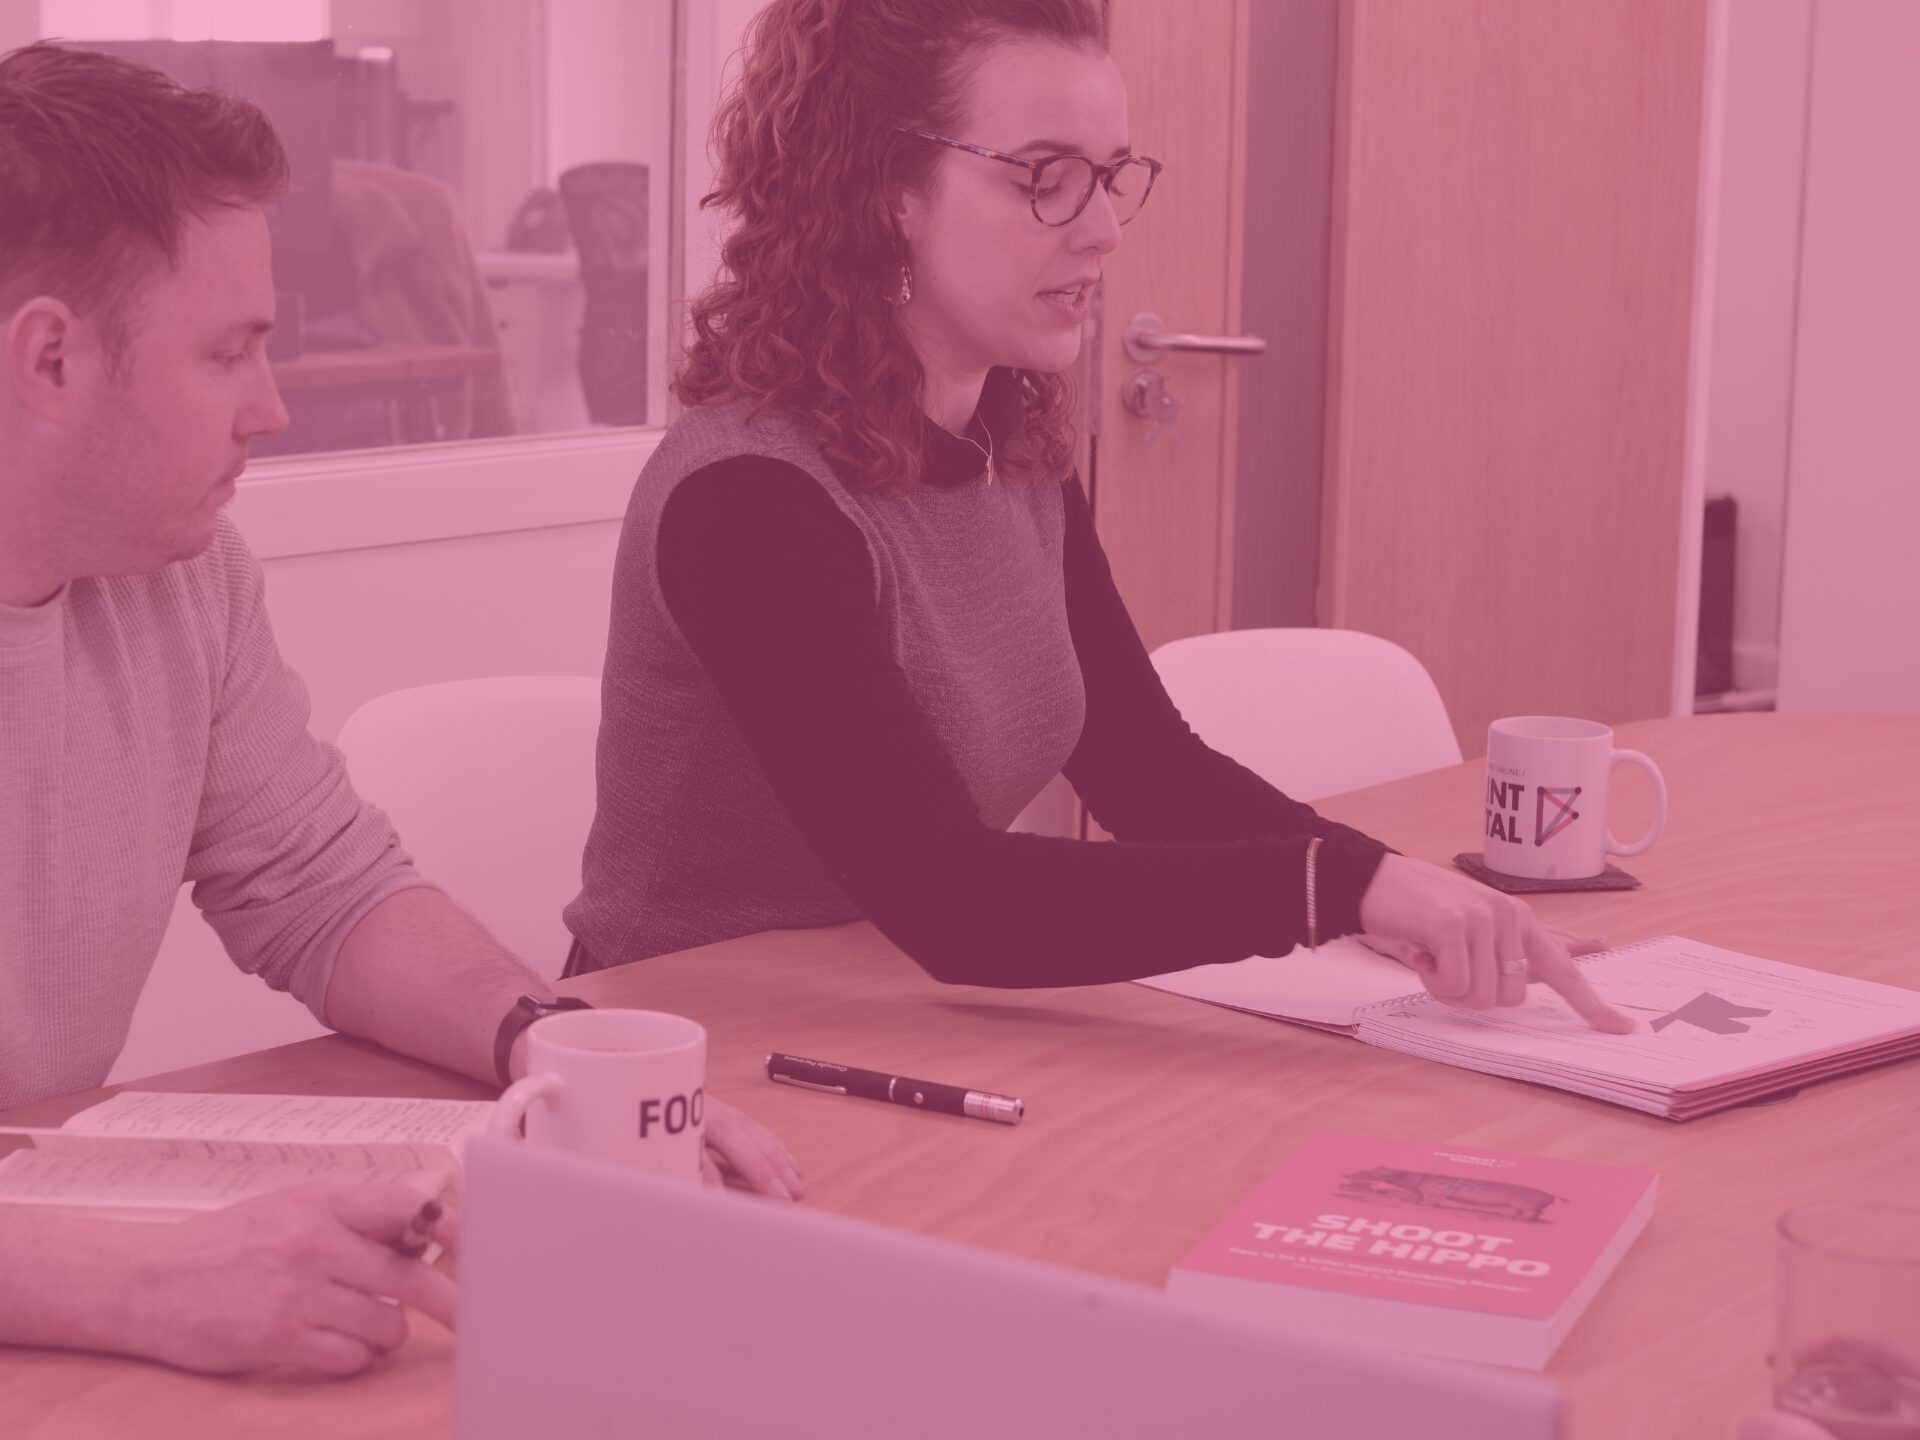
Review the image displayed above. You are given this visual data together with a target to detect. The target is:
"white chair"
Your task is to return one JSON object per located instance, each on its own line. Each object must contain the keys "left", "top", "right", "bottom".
{"left": 336, "top": 676, "right": 601, "bottom": 979}
{"left": 1149, "top": 628, "right": 1462, "bottom": 802}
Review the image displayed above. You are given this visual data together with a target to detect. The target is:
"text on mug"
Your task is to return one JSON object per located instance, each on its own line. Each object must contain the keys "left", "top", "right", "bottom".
{"left": 1486, "top": 777, "right": 1524, "bottom": 845}
{"left": 638, "top": 1087, "right": 705, "bottom": 1138}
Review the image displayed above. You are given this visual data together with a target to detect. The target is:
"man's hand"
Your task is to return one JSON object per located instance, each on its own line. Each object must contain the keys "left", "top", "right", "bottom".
{"left": 1356, "top": 854, "right": 1637, "bottom": 1032}
{"left": 700, "top": 1098, "right": 804, "bottom": 1201}
{"left": 114, "top": 1182, "right": 458, "bottom": 1379}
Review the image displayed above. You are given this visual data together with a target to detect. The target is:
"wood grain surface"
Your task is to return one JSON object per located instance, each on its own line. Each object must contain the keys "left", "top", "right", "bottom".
{"left": 2, "top": 714, "right": 1914, "bottom": 1439}
{"left": 1321, "top": 0, "right": 1711, "bottom": 752}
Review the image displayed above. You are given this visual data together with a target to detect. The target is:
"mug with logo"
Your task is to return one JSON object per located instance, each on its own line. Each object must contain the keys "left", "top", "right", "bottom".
{"left": 1482, "top": 716, "right": 1669, "bottom": 881}
{"left": 488, "top": 1008, "right": 707, "bottom": 1183}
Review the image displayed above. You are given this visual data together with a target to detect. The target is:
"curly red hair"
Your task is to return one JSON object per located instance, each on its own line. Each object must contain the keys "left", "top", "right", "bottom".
{"left": 674, "top": 0, "right": 1108, "bottom": 488}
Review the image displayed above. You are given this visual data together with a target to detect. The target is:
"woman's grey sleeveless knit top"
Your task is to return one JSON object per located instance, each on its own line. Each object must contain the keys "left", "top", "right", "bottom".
{"left": 563, "top": 392, "right": 1087, "bottom": 966}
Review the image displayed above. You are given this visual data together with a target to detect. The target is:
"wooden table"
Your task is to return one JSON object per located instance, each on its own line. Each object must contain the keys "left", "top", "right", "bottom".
{"left": 2, "top": 714, "right": 1914, "bottom": 1438}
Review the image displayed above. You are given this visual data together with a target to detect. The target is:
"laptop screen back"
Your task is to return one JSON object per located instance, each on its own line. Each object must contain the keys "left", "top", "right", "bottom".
{"left": 455, "top": 1137, "right": 1562, "bottom": 1440}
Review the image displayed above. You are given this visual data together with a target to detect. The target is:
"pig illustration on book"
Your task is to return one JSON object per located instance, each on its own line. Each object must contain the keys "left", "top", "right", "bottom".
{"left": 1336, "top": 1167, "right": 1567, "bottom": 1222}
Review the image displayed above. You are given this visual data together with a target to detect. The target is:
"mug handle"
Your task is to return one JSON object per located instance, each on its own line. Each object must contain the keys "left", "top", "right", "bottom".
{"left": 489, "top": 1072, "right": 563, "bottom": 1140}
{"left": 1605, "top": 749, "right": 1668, "bottom": 857}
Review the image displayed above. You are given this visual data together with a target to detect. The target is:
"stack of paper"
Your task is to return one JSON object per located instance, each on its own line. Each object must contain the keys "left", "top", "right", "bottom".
{"left": 1139, "top": 936, "right": 1920, "bottom": 1120}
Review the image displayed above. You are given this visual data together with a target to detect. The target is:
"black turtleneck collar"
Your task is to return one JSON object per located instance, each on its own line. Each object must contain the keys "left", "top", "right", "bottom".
{"left": 919, "top": 366, "right": 1022, "bottom": 488}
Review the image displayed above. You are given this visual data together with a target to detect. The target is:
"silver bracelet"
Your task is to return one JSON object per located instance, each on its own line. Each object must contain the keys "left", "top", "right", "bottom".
{"left": 1306, "top": 836, "right": 1323, "bottom": 951}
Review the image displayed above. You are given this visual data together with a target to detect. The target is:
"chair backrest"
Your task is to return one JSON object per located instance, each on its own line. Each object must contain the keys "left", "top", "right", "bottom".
{"left": 1149, "top": 629, "right": 1462, "bottom": 802}
{"left": 557, "top": 161, "right": 649, "bottom": 425}
{"left": 336, "top": 676, "right": 601, "bottom": 978}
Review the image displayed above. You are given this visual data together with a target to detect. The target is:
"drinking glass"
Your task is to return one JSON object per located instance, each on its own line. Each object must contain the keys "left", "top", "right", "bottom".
{"left": 1773, "top": 1203, "right": 1920, "bottom": 1439}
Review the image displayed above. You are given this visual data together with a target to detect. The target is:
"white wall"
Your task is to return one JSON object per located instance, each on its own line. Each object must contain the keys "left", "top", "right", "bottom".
{"left": 1774, "top": 0, "right": 1920, "bottom": 713}
{"left": 1701, "top": 0, "right": 1813, "bottom": 694}
{"left": 0, "top": 0, "right": 38, "bottom": 50}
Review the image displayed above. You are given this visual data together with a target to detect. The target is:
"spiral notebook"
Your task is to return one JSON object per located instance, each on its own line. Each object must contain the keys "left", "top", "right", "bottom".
{"left": 1136, "top": 936, "right": 1920, "bottom": 1120}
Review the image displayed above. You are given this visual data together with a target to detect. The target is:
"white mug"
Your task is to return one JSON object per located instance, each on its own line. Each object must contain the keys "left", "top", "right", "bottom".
{"left": 488, "top": 1008, "right": 707, "bottom": 1183}
{"left": 1482, "top": 716, "right": 1669, "bottom": 880}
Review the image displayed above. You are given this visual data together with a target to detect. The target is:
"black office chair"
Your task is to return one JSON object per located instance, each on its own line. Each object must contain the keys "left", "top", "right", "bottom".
{"left": 558, "top": 163, "right": 649, "bottom": 427}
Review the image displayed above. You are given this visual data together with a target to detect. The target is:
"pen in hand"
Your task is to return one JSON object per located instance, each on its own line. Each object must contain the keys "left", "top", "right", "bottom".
{"left": 391, "top": 1196, "right": 443, "bottom": 1261}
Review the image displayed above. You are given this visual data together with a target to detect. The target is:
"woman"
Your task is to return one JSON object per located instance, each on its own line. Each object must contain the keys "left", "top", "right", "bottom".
{"left": 564, "top": 0, "right": 1632, "bottom": 1034}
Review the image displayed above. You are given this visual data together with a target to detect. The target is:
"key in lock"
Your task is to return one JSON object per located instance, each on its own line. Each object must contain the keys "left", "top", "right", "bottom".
{"left": 1121, "top": 368, "right": 1185, "bottom": 449}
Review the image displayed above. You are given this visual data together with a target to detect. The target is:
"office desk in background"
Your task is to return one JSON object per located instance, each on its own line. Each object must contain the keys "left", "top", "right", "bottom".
{"left": 0, "top": 714, "right": 1913, "bottom": 1439}
{"left": 269, "top": 342, "right": 507, "bottom": 447}
{"left": 270, "top": 342, "right": 506, "bottom": 395}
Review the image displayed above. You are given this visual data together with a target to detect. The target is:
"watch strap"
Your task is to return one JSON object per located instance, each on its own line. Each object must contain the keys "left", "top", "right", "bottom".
{"left": 493, "top": 994, "right": 592, "bottom": 1089}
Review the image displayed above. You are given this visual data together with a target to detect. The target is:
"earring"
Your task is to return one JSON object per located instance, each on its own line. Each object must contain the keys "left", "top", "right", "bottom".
{"left": 890, "top": 261, "right": 913, "bottom": 306}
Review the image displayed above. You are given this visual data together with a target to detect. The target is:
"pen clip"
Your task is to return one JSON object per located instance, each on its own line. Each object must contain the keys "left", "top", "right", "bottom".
{"left": 770, "top": 1074, "right": 849, "bottom": 1096}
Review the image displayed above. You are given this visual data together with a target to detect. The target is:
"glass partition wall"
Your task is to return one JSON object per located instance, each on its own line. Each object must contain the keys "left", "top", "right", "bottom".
{"left": 15, "top": 0, "right": 676, "bottom": 461}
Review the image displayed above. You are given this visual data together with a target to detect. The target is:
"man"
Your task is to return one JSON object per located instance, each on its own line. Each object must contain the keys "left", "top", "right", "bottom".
{"left": 0, "top": 43, "right": 801, "bottom": 1379}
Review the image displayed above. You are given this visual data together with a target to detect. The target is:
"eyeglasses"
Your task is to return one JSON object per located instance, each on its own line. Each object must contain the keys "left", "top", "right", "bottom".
{"left": 894, "top": 127, "right": 1162, "bottom": 227}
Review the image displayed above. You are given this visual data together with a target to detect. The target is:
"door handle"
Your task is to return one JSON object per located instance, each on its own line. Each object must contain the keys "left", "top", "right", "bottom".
{"left": 1123, "top": 313, "right": 1268, "bottom": 365}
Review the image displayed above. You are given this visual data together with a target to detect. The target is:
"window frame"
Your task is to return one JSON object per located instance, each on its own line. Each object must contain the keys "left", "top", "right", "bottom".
{"left": 234, "top": 0, "right": 716, "bottom": 561}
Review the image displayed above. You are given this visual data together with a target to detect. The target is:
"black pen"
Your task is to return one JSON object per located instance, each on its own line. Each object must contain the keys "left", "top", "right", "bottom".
{"left": 765, "top": 1053, "right": 1024, "bottom": 1125}
{"left": 391, "top": 1195, "right": 442, "bottom": 1261}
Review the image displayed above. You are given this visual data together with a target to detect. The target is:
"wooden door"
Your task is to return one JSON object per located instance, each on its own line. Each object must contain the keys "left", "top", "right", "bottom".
{"left": 1089, "top": 0, "right": 1253, "bottom": 654}
{"left": 1009, "top": 0, "right": 1254, "bottom": 841}
{"left": 1319, "top": 0, "right": 1711, "bottom": 757}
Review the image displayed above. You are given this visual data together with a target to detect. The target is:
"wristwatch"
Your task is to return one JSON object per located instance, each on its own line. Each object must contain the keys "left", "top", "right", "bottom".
{"left": 493, "top": 994, "right": 593, "bottom": 1088}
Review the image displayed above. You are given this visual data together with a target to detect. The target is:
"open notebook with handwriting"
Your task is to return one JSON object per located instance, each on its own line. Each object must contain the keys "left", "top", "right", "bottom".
{"left": 1137, "top": 935, "right": 1920, "bottom": 1120}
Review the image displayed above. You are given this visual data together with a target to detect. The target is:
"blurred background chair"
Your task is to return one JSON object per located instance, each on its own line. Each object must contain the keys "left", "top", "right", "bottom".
{"left": 336, "top": 676, "right": 602, "bottom": 979}
{"left": 1148, "top": 628, "right": 1462, "bottom": 802}
{"left": 558, "top": 161, "right": 649, "bottom": 426}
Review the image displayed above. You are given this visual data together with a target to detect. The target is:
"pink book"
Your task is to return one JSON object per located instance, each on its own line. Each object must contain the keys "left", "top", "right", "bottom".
{"left": 1166, "top": 1131, "right": 1658, "bottom": 1370}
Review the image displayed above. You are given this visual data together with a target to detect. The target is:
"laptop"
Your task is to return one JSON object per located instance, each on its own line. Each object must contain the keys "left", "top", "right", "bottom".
{"left": 455, "top": 1137, "right": 1562, "bottom": 1439}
